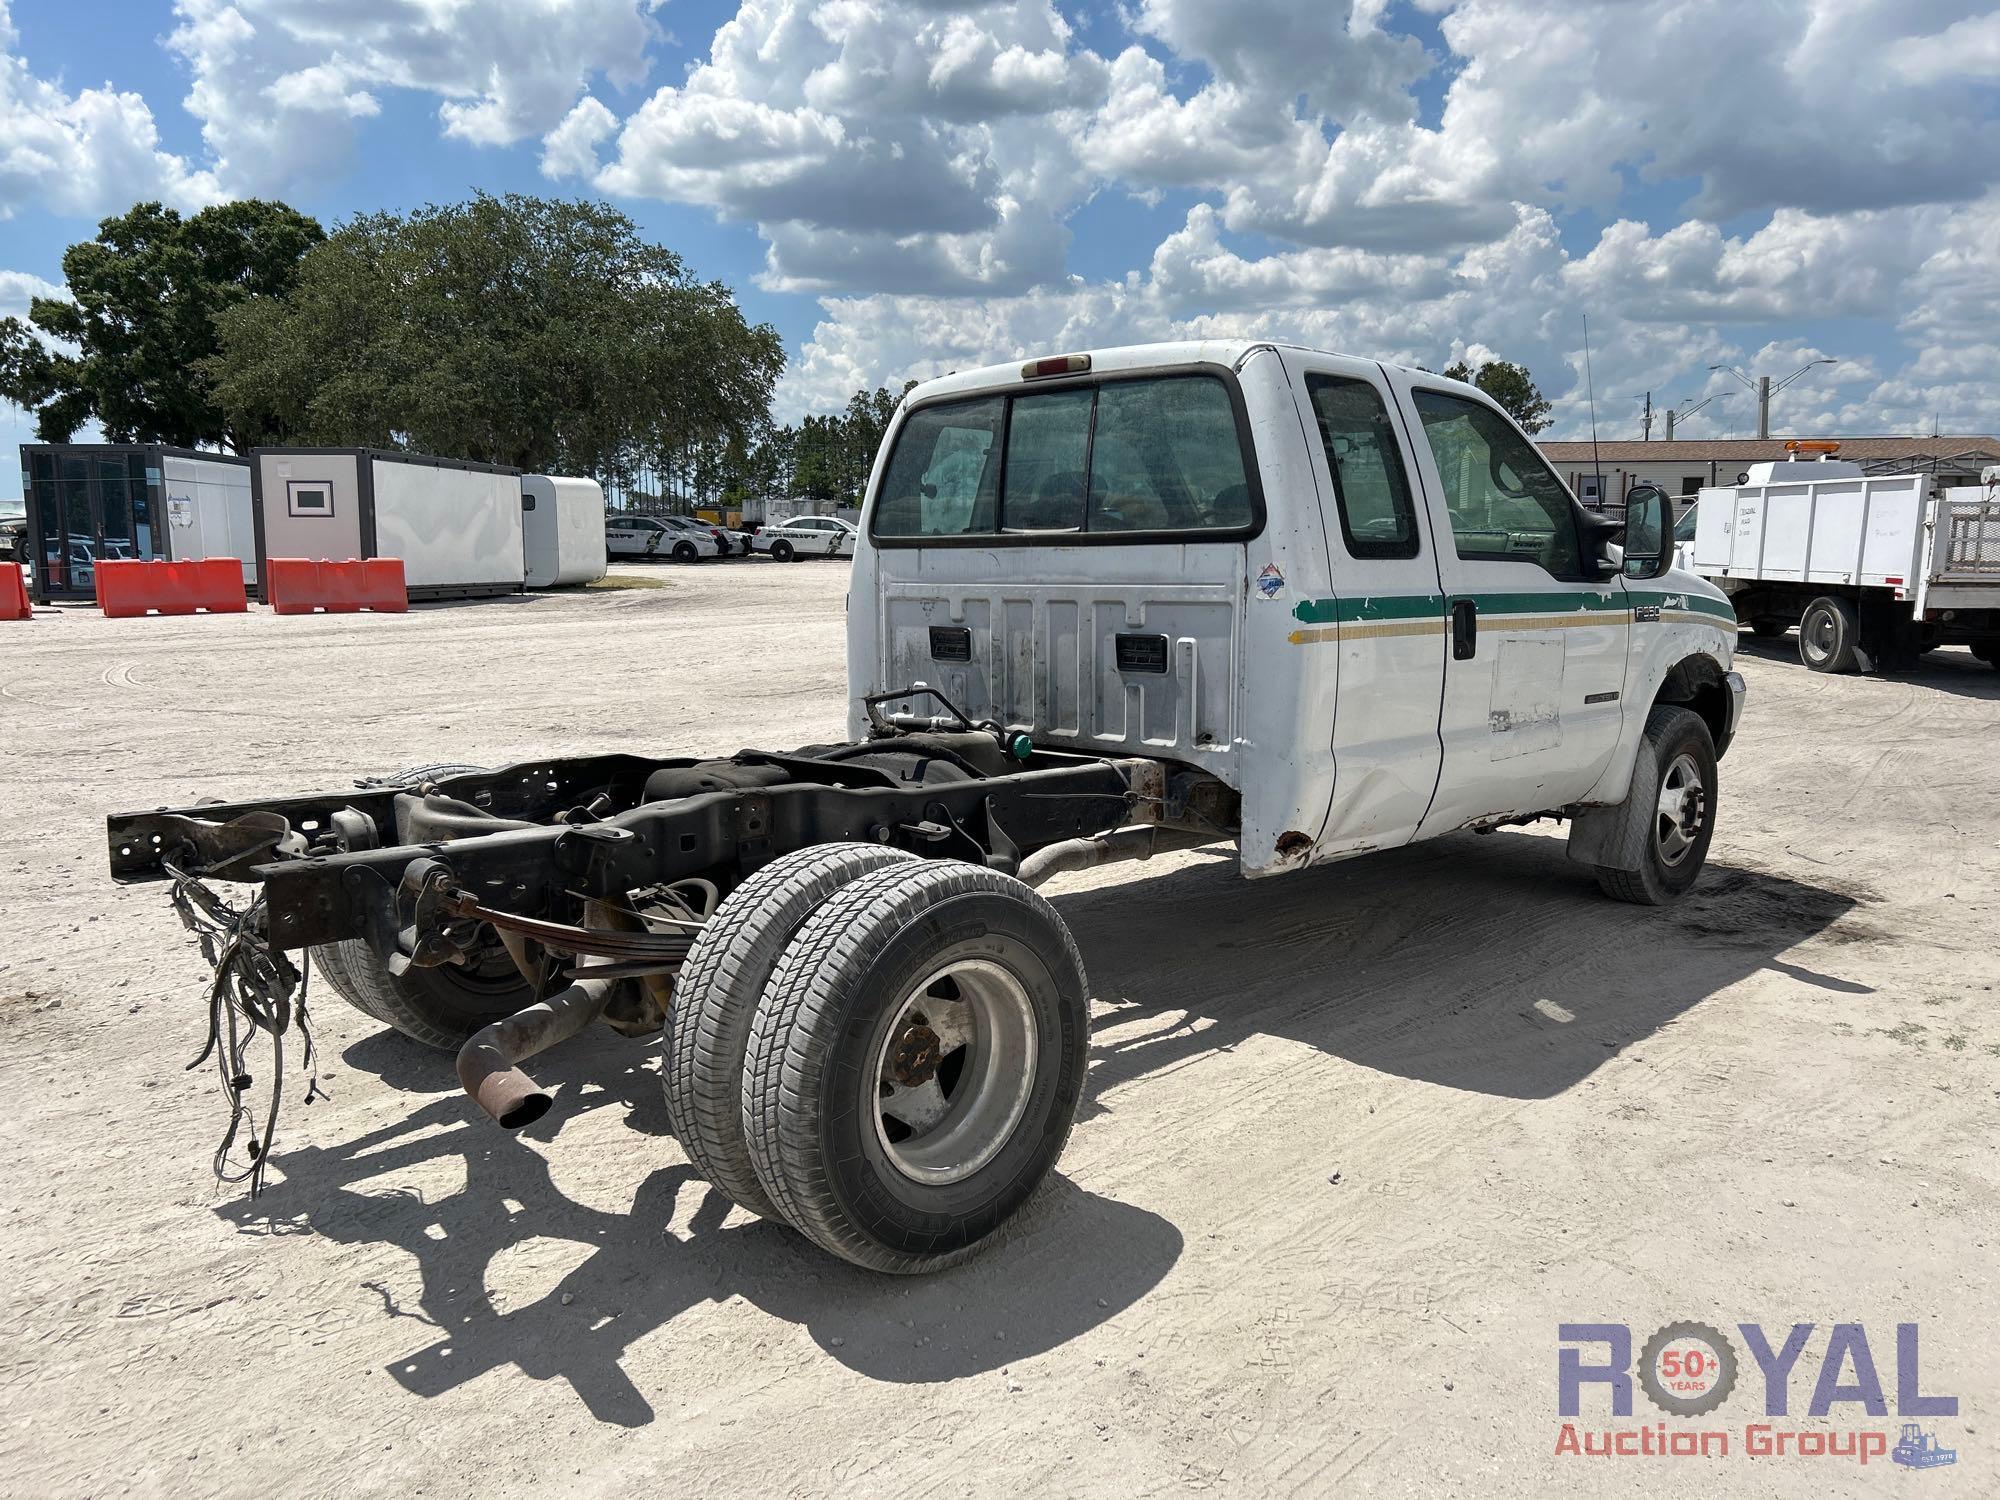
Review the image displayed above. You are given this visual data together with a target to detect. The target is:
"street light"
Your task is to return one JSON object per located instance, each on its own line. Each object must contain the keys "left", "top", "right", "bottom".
{"left": 1707, "top": 358, "right": 1837, "bottom": 440}
{"left": 1663, "top": 391, "right": 1730, "bottom": 441}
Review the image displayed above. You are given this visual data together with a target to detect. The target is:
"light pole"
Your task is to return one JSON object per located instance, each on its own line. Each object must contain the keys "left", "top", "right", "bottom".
{"left": 1664, "top": 392, "right": 1730, "bottom": 441}
{"left": 1708, "top": 358, "right": 1837, "bottom": 440}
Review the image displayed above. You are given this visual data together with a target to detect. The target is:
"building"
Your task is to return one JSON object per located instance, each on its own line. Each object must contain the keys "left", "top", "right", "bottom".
{"left": 1536, "top": 435, "right": 2000, "bottom": 507}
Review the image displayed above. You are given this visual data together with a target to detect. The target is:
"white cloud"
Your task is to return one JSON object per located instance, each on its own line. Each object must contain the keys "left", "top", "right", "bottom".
{"left": 1888, "top": 12, "right": 2000, "bottom": 81}
{"left": 0, "top": 1, "right": 219, "bottom": 218}
{"left": 0, "top": 267, "right": 63, "bottom": 318}
{"left": 774, "top": 185, "right": 2000, "bottom": 445}
{"left": 166, "top": 0, "right": 657, "bottom": 194}
{"left": 541, "top": 95, "right": 618, "bottom": 180}
{"left": 596, "top": 0, "right": 1108, "bottom": 293}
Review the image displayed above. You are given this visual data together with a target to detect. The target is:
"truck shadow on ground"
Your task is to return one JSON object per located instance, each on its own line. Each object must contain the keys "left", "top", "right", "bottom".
{"left": 216, "top": 829, "right": 1857, "bottom": 1427}
{"left": 1053, "top": 830, "right": 1865, "bottom": 1107}
{"left": 220, "top": 1030, "right": 1181, "bottom": 1427}
{"left": 1733, "top": 635, "right": 2000, "bottom": 700}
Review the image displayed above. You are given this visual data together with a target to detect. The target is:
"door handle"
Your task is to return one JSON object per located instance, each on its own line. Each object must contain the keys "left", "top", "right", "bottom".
{"left": 1451, "top": 598, "right": 1477, "bottom": 660}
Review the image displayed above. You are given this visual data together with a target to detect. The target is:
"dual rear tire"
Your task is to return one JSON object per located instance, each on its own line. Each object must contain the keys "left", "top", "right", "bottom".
{"left": 664, "top": 847, "right": 1090, "bottom": 1272}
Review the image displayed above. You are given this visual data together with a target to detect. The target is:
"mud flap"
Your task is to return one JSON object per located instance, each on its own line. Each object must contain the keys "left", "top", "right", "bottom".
{"left": 1565, "top": 733, "right": 1661, "bottom": 873}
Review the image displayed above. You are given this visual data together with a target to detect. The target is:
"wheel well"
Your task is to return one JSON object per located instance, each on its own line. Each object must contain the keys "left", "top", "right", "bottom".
{"left": 1654, "top": 654, "right": 1730, "bottom": 755}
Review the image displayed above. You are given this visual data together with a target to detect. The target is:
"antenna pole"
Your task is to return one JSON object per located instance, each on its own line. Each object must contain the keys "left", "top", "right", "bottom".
{"left": 1583, "top": 315, "right": 1603, "bottom": 507}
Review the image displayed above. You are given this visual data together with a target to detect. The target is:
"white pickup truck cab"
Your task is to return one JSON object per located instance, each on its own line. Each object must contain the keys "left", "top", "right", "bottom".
{"left": 850, "top": 341, "right": 1745, "bottom": 903}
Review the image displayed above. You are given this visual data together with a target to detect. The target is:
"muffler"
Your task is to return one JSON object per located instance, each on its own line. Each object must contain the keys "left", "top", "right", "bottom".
{"left": 455, "top": 974, "right": 618, "bottom": 1130}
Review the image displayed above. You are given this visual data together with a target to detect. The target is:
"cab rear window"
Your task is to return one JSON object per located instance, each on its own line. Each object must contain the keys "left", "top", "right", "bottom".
{"left": 871, "top": 373, "right": 1258, "bottom": 541}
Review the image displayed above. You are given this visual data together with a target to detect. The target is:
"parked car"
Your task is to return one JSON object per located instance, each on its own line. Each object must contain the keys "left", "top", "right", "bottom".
{"left": 661, "top": 514, "right": 744, "bottom": 557}
{"left": 605, "top": 516, "right": 719, "bottom": 563}
{"left": 752, "top": 514, "right": 858, "bottom": 561}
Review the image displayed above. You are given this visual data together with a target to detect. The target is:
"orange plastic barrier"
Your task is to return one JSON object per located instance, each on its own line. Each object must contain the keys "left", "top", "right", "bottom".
{"left": 94, "top": 559, "right": 248, "bottom": 619}
{"left": 265, "top": 557, "right": 408, "bottom": 616}
{"left": 1, "top": 562, "right": 29, "bottom": 621}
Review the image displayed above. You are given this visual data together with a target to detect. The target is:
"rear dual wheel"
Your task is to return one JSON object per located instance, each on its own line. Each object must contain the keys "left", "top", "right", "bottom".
{"left": 662, "top": 850, "right": 1090, "bottom": 1272}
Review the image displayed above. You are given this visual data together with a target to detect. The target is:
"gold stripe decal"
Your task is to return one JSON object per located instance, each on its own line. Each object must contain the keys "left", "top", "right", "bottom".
{"left": 1287, "top": 620, "right": 1447, "bottom": 645}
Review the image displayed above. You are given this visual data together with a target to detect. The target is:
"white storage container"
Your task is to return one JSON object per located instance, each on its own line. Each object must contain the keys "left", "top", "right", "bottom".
{"left": 250, "top": 448, "right": 524, "bottom": 600}
{"left": 160, "top": 453, "right": 256, "bottom": 588}
{"left": 520, "top": 475, "right": 608, "bottom": 588}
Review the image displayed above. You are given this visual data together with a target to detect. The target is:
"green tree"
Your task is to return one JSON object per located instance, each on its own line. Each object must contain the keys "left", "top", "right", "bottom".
{"left": 1442, "top": 358, "right": 1553, "bottom": 433}
{"left": 207, "top": 194, "right": 785, "bottom": 484}
{"left": 0, "top": 199, "right": 325, "bottom": 447}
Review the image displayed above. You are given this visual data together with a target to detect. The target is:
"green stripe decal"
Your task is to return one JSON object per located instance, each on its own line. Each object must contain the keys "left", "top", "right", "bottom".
{"left": 1292, "top": 594, "right": 1444, "bottom": 624}
{"left": 1292, "top": 589, "right": 1656, "bottom": 624}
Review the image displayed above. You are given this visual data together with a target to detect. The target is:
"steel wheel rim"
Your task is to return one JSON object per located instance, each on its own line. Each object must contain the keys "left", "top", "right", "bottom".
{"left": 1654, "top": 752, "right": 1706, "bottom": 867}
{"left": 1804, "top": 607, "right": 1835, "bottom": 663}
{"left": 871, "top": 958, "right": 1037, "bottom": 1185}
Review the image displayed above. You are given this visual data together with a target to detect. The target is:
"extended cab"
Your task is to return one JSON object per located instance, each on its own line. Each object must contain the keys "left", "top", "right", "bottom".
{"left": 106, "top": 340, "right": 1743, "bottom": 1275}
{"left": 851, "top": 341, "right": 1743, "bottom": 896}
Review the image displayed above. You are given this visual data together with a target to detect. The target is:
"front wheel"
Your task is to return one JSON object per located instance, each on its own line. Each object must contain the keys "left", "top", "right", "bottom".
{"left": 742, "top": 861, "right": 1090, "bottom": 1272}
{"left": 1595, "top": 705, "right": 1718, "bottom": 906}
{"left": 1799, "top": 595, "right": 1859, "bottom": 672}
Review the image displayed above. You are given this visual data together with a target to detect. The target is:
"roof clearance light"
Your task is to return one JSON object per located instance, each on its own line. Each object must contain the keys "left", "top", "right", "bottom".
{"left": 1021, "top": 354, "right": 1091, "bottom": 380}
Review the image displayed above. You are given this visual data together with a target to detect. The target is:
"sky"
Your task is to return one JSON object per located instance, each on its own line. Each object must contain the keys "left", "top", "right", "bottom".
{"left": 4, "top": 0, "right": 1999, "bottom": 496}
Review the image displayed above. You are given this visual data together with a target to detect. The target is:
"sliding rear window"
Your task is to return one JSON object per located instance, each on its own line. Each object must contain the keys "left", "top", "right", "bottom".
{"left": 871, "top": 372, "right": 1260, "bottom": 542}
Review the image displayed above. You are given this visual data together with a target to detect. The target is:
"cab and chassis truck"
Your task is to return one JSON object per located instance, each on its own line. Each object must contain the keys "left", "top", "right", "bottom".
{"left": 109, "top": 341, "right": 1744, "bottom": 1273}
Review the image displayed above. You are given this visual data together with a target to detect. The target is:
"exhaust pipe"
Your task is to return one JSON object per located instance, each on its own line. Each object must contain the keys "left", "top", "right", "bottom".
{"left": 1016, "top": 826, "right": 1213, "bottom": 888}
{"left": 455, "top": 974, "right": 618, "bottom": 1130}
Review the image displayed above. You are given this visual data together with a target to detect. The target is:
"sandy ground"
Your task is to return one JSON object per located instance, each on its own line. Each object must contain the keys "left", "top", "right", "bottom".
{"left": 0, "top": 557, "right": 1994, "bottom": 1498}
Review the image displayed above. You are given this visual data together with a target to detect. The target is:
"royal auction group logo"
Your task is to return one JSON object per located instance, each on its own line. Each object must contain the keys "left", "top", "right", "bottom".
{"left": 1556, "top": 1322, "right": 1959, "bottom": 1469}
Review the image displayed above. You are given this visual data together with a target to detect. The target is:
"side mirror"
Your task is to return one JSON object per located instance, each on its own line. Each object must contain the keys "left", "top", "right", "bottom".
{"left": 1621, "top": 485, "right": 1672, "bottom": 580}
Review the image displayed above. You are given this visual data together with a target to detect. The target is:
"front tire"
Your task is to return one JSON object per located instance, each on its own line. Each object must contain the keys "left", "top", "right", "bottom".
{"left": 663, "top": 843, "right": 916, "bottom": 1221}
{"left": 1595, "top": 705, "right": 1718, "bottom": 906}
{"left": 742, "top": 862, "right": 1090, "bottom": 1272}
{"left": 1799, "top": 595, "right": 1859, "bottom": 672}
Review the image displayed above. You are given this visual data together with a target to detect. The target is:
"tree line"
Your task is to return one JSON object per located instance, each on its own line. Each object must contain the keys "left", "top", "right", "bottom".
{"left": 0, "top": 194, "right": 787, "bottom": 500}
{"left": 0, "top": 192, "right": 1557, "bottom": 509}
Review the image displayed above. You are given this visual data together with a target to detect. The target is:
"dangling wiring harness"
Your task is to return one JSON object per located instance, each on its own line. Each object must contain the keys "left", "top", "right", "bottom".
{"left": 167, "top": 861, "right": 324, "bottom": 1196}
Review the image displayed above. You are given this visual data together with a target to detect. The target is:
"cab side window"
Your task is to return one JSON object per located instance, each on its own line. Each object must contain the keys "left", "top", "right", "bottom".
{"left": 1411, "top": 390, "right": 1582, "bottom": 578}
{"left": 1306, "top": 374, "right": 1420, "bottom": 560}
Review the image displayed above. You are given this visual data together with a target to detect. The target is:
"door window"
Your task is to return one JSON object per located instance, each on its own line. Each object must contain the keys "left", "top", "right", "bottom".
{"left": 1411, "top": 390, "right": 1582, "bottom": 577}
{"left": 1306, "top": 375, "right": 1420, "bottom": 559}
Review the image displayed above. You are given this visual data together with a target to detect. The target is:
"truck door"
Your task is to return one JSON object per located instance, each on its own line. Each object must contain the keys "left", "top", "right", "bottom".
{"left": 1279, "top": 351, "right": 1449, "bottom": 854}
{"left": 1379, "top": 370, "right": 1630, "bottom": 832}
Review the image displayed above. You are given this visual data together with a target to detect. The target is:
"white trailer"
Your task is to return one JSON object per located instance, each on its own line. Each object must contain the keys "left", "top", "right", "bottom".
{"left": 160, "top": 452, "right": 257, "bottom": 590}
{"left": 1690, "top": 455, "right": 2000, "bottom": 671}
{"left": 520, "top": 475, "right": 608, "bottom": 588}
{"left": 250, "top": 448, "right": 525, "bottom": 601}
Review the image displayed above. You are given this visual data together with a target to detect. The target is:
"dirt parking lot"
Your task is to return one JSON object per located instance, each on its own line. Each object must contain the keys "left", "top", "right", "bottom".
{"left": 1, "top": 558, "right": 1994, "bottom": 1497}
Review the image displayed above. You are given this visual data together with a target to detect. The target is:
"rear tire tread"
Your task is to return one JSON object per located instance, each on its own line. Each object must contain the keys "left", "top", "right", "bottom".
{"left": 663, "top": 842, "right": 916, "bottom": 1221}
{"left": 741, "top": 861, "right": 1089, "bottom": 1273}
